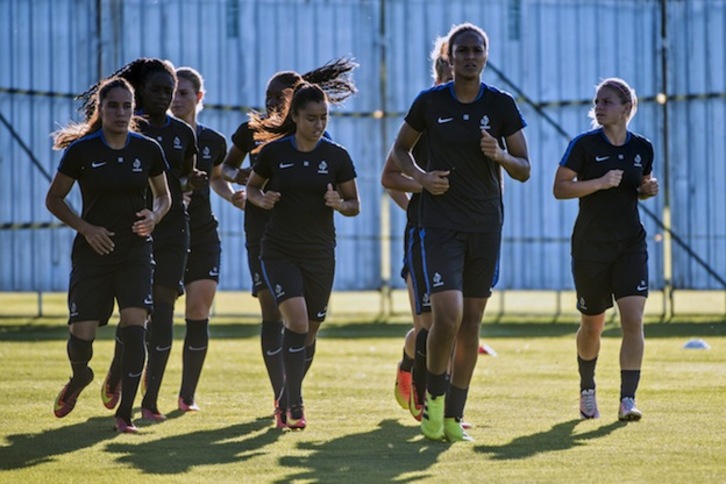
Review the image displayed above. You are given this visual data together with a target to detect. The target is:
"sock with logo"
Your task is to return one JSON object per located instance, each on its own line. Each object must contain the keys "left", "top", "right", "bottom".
{"left": 142, "top": 299, "right": 174, "bottom": 411}
{"left": 179, "top": 318, "right": 209, "bottom": 403}
{"left": 620, "top": 370, "right": 641, "bottom": 400}
{"left": 107, "top": 325, "right": 124, "bottom": 388}
{"left": 282, "top": 328, "right": 307, "bottom": 408}
{"left": 412, "top": 328, "right": 428, "bottom": 402}
{"left": 67, "top": 334, "right": 93, "bottom": 389}
{"left": 578, "top": 355, "right": 597, "bottom": 391}
{"left": 303, "top": 340, "right": 317, "bottom": 377}
{"left": 445, "top": 384, "right": 469, "bottom": 419}
{"left": 116, "top": 325, "right": 146, "bottom": 421}
{"left": 261, "top": 320, "right": 285, "bottom": 401}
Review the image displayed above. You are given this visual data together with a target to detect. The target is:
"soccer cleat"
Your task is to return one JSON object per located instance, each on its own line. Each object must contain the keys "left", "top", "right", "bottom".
{"left": 444, "top": 417, "right": 474, "bottom": 442}
{"left": 286, "top": 405, "right": 306, "bottom": 430}
{"left": 178, "top": 396, "right": 200, "bottom": 412}
{"left": 114, "top": 416, "right": 139, "bottom": 434}
{"left": 618, "top": 397, "right": 643, "bottom": 421}
{"left": 273, "top": 405, "right": 287, "bottom": 429}
{"left": 141, "top": 406, "right": 167, "bottom": 422}
{"left": 409, "top": 382, "right": 424, "bottom": 421}
{"left": 461, "top": 420, "right": 472, "bottom": 430}
{"left": 101, "top": 371, "right": 121, "bottom": 410}
{"left": 53, "top": 368, "right": 94, "bottom": 418}
{"left": 580, "top": 388, "right": 600, "bottom": 419}
{"left": 421, "top": 392, "right": 445, "bottom": 441}
{"left": 394, "top": 363, "right": 413, "bottom": 410}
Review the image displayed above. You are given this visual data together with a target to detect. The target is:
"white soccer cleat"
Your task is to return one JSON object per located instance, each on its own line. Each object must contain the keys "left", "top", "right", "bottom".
{"left": 618, "top": 397, "right": 642, "bottom": 421}
{"left": 579, "top": 388, "right": 600, "bottom": 419}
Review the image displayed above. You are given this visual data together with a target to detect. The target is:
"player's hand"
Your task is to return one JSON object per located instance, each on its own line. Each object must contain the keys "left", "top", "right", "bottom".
{"left": 639, "top": 177, "right": 659, "bottom": 197}
{"left": 420, "top": 170, "right": 450, "bottom": 195}
{"left": 599, "top": 169, "right": 624, "bottom": 190}
{"left": 82, "top": 224, "right": 115, "bottom": 255}
{"left": 132, "top": 209, "right": 157, "bottom": 238}
{"left": 231, "top": 189, "right": 246, "bottom": 210}
{"left": 258, "top": 190, "right": 281, "bottom": 210}
{"left": 480, "top": 129, "right": 503, "bottom": 162}
{"left": 235, "top": 167, "right": 252, "bottom": 185}
{"left": 324, "top": 183, "right": 343, "bottom": 211}
{"left": 188, "top": 168, "right": 208, "bottom": 190}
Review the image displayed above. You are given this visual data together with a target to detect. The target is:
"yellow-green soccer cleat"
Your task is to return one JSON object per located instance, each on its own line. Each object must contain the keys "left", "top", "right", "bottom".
{"left": 444, "top": 417, "right": 474, "bottom": 442}
{"left": 421, "top": 392, "right": 445, "bottom": 441}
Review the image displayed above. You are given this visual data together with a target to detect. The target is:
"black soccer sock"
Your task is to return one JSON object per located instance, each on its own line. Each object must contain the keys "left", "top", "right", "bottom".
{"left": 620, "top": 370, "right": 641, "bottom": 400}
{"left": 303, "top": 340, "right": 316, "bottom": 377}
{"left": 400, "top": 348, "right": 414, "bottom": 372}
{"left": 578, "top": 355, "right": 598, "bottom": 391}
{"left": 142, "top": 299, "right": 174, "bottom": 410}
{"left": 116, "top": 325, "right": 146, "bottom": 421}
{"left": 67, "top": 334, "right": 93, "bottom": 384}
{"left": 427, "top": 371, "right": 448, "bottom": 399}
{"left": 108, "top": 324, "right": 124, "bottom": 387}
{"left": 282, "top": 328, "right": 307, "bottom": 408}
{"left": 180, "top": 318, "right": 209, "bottom": 402}
{"left": 412, "top": 328, "right": 428, "bottom": 401}
{"left": 445, "top": 384, "right": 469, "bottom": 419}
{"left": 261, "top": 320, "right": 285, "bottom": 401}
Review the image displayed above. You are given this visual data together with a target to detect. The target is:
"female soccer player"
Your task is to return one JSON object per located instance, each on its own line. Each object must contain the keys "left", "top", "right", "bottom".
{"left": 392, "top": 22, "right": 531, "bottom": 442}
{"left": 94, "top": 58, "right": 202, "bottom": 421}
{"left": 171, "top": 66, "right": 244, "bottom": 412}
{"left": 222, "top": 59, "right": 357, "bottom": 427}
{"left": 553, "top": 78, "right": 658, "bottom": 421}
{"left": 382, "top": 35, "right": 451, "bottom": 421}
{"left": 47, "top": 77, "right": 171, "bottom": 433}
{"left": 246, "top": 80, "right": 360, "bottom": 429}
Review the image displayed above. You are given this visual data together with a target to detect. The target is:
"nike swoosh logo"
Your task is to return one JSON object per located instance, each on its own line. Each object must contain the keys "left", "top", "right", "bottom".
{"left": 637, "top": 284, "right": 648, "bottom": 291}
{"left": 595, "top": 156, "right": 610, "bottom": 162}
{"left": 91, "top": 161, "right": 107, "bottom": 168}
{"left": 128, "top": 371, "right": 143, "bottom": 378}
{"left": 208, "top": 270, "right": 219, "bottom": 276}
{"left": 266, "top": 347, "right": 283, "bottom": 356}
{"left": 279, "top": 163, "right": 294, "bottom": 169}
{"left": 288, "top": 346, "right": 306, "bottom": 353}
{"left": 155, "top": 345, "right": 172, "bottom": 352}
{"left": 317, "top": 311, "right": 327, "bottom": 319}
{"left": 437, "top": 117, "right": 453, "bottom": 124}
{"left": 143, "top": 297, "right": 153, "bottom": 305}
{"left": 188, "top": 345, "right": 207, "bottom": 351}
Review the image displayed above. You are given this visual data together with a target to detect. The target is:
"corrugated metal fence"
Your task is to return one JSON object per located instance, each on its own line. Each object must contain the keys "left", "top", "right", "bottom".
{"left": 1, "top": 0, "right": 724, "bottom": 297}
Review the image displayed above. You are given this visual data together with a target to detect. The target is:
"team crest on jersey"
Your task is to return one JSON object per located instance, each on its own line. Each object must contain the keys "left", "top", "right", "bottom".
{"left": 317, "top": 161, "right": 328, "bottom": 174}
{"left": 202, "top": 146, "right": 211, "bottom": 159}
{"left": 634, "top": 154, "right": 642, "bottom": 167}
{"left": 480, "top": 115, "right": 491, "bottom": 131}
{"left": 173, "top": 136, "right": 182, "bottom": 150}
{"left": 132, "top": 158, "right": 142, "bottom": 172}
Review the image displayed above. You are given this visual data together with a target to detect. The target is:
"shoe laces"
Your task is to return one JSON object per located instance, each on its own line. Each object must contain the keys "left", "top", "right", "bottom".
{"left": 581, "top": 389, "right": 597, "bottom": 414}
{"left": 621, "top": 397, "right": 636, "bottom": 410}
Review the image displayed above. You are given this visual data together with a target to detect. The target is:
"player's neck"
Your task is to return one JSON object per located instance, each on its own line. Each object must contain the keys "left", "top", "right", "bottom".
{"left": 452, "top": 77, "right": 481, "bottom": 103}
{"left": 102, "top": 128, "right": 128, "bottom": 150}
{"left": 602, "top": 125, "right": 628, "bottom": 146}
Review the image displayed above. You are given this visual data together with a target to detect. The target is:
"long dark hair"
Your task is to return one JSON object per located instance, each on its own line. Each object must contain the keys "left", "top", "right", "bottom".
{"left": 53, "top": 77, "right": 137, "bottom": 150}
{"left": 251, "top": 82, "right": 328, "bottom": 145}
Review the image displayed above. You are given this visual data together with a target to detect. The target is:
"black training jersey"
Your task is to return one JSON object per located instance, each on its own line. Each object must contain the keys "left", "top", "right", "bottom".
{"left": 138, "top": 114, "right": 198, "bottom": 239}
{"left": 559, "top": 128, "right": 654, "bottom": 259}
{"left": 231, "top": 121, "right": 268, "bottom": 243}
{"left": 58, "top": 130, "right": 167, "bottom": 249}
{"left": 405, "top": 82, "right": 526, "bottom": 232}
{"left": 253, "top": 136, "right": 357, "bottom": 253}
{"left": 188, "top": 124, "right": 227, "bottom": 233}
{"left": 405, "top": 134, "right": 429, "bottom": 226}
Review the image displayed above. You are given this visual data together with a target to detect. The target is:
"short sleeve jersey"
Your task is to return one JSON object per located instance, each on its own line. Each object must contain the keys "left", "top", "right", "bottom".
{"left": 58, "top": 130, "right": 166, "bottom": 249}
{"left": 559, "top": 128, "right": 654, "bottom": 259}
{"left": 231, "top": 121, "right": 268, "bottom": 243}
{"left": 405, "top": 133, "right": 429, "bottom": 227}
{"left": 187, "top": 124, "right": 227, "bottom": 233}
{"left": 253, "top": 136, "right": 356, "bottom": 253}
{"left": 405, "top": 82, "right": 526, "bottom": 232}
{"left": 138, "top": 115, "right": 198, "bottom": 238}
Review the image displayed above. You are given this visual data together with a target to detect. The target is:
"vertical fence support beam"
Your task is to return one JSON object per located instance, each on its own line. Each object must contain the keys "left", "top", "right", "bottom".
{"left": 659, "top": 0, "right": 674, "bottom": 321}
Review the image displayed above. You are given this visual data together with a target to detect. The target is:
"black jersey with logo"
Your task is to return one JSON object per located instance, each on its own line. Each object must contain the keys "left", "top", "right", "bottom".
{"left": 231, "top": 121, "right": 268, "bottom": 243}
{"left": 188, "top": 124, "right": 227, "bottom": 234}
{"left": 58, "top": 130, "right": 167, "bottom": 250}
{"left": 253, "top": 136, "right": 357, "bottom": 253}
{"left": 559, "top": 128, "right": 654, "bottom": 259}
{"left": 405, "top": 82, "right": 526, "bottom": 232}
{"left": 138, "top": 114, "right": 197, "bottom": 240}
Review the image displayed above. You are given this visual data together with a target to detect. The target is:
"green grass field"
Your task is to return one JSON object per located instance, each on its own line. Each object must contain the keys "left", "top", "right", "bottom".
{"left": 1, "top": 315, "right": 725, "bottom": 483}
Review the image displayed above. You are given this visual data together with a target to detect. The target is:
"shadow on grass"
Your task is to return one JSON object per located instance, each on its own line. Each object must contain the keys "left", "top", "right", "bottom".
{"left": 0, "top": 416, "right": 118, "bottom": 470}
{"left": 105, "top": 416, "right": 276, "bottom": 474}
{"left": 1, "top": 320, "right": 724, "bottom": 343}
{"left": 276, "top": 419, "right": 446, "bottom": 483}
{"left": 475, "top": 419, "right": 626, "bottom": 460}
